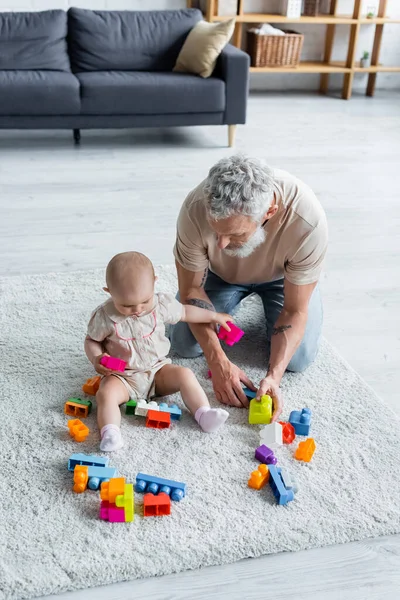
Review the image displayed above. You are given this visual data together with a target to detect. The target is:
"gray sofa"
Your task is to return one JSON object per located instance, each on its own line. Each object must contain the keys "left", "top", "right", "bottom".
{"left": 0, "top": 8, "right": 249, "bottom": 145}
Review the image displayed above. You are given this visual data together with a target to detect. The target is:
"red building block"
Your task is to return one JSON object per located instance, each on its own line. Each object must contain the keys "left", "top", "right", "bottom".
{"left": 146, "top": 410, "right": 171, "bottom": 429}
{"left": 143, "top": 492, "right": 171, "bottom": 516}
{"left": 279, "top": 421, "right": 296, "bottom": 444}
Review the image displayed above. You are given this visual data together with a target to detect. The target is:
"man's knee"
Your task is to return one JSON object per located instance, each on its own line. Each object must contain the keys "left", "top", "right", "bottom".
{"left": 169, "top": 322, "right": 203, "bottom": 359}
{"left": 287, "top": 344, "right": 319, "bottom": 373}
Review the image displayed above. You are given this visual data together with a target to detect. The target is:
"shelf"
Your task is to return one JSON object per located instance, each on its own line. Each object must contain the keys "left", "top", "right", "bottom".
{"left": 353, "top": 64, "right": 400, "bottom": 72}
{"left": 211, "top": 13, "right": 358, "bottom": 24}
{"left": 249, "top": 61, "right": 351, "bottom": 73}
{"left": 359, "top": 17, "right": 400, "bottom": 24}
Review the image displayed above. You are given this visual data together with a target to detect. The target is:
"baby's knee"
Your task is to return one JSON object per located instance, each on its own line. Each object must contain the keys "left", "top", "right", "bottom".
{"left": 178, "top": 366, "right": 198, "bottom": 383}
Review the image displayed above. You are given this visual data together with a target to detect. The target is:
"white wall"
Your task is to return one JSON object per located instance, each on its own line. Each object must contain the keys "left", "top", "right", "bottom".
{"left": 0, "top": 0, "right": 399, "bottom": 91}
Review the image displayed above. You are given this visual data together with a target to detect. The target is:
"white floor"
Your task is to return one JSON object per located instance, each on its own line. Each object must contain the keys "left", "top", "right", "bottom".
{"left": 1, "top": 91, "right": 399, "bottom": 599}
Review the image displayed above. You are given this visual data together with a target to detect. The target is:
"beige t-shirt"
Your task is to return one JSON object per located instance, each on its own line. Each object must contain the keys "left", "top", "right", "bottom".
{"left": 87, "top": 293, "right": 183, "bottom": 372}
{"left": 173, "top": 168, "right": 328, "bottom": 285}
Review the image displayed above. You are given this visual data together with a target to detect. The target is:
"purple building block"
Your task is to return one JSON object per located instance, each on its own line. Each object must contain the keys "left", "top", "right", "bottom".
{"left": 99, "top": 501, "right": 125, "bottom": 522}
{"left": 217, "top": 322, "right": 244, "bottom": 346}
{"left": 255, "top": 444, "right": 277, "bottom": 465}
{"left": 100, "top": 355, "right": 126, "bottom": 372}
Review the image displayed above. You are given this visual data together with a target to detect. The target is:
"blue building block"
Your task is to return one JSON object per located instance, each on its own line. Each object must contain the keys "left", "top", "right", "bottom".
{"left": 268, "top": 465, "right": 295, "bottom": 506}
{"left": 68, "top": 453, "right": 109, "bottom": 472}
{"left": 243, "top": 386, "right": 257, "bottom": 399}
{"left": 87, "top": 466, "right": 117, "bottom": 490}
{"left": 289, "top": 408, "right": 311, "bottom": 436}
{"left": 158, "top": 403, "right": 182, "bottom": 421}
{"left": 135, "top": 473, "right": 186, "bottom": 501}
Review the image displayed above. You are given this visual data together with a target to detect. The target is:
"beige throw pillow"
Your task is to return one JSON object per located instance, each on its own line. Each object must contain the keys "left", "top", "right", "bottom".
{"left": 174, "top": 18, "right": 236, "bottom": 78}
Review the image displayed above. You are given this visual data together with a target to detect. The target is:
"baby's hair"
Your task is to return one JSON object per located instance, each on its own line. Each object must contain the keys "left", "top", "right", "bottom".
{"left": 106, "top": 252, "right": 155, "bottom": 291}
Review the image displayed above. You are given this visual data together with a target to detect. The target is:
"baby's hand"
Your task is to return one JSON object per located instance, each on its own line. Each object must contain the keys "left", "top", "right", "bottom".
{"left": 93, "top": 353, "right": 114, "bottom": 376}
{"left": 213, "top": 313, "right": 234, "bottom": 332}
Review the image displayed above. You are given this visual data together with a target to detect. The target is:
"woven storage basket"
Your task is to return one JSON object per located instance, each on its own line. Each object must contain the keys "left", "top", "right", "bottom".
{"left": 303, "top": 0, "right": 320, "bottom": 16}
{"left": 247, "top": 30, "right": 304, "bottom": 68}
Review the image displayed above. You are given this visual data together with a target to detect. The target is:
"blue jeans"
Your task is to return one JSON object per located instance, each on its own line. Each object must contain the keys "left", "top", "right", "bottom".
{"left": 169, "top": 271, "right": 323, "bottom": 373}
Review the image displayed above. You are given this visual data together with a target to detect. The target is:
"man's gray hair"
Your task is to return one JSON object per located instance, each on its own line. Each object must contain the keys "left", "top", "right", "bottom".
{"left": 204, "top": 154, "right": 275, "bottom": 221}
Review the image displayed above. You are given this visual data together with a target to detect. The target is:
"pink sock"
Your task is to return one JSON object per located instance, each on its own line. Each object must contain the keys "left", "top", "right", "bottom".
{"left": 100, "top": 424, "right": 123, "bottom": 452}
{"left": 195, "top": 406, "right": 229, "bottom": 433}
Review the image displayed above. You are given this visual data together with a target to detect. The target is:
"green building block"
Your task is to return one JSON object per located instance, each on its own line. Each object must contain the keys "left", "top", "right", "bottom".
{"left": 248, "top": 395, "right": 272, "bottom": 425}
{"left": 69, "top": 397, "right": 92, "bottom": 408}
{"left": 125, "top": 400, "right": 137, "bottom": 415}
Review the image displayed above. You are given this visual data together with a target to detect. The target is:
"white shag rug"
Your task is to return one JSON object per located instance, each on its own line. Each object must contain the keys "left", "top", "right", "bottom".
{"left": 1, "top": 266, "right": 400, "bottom": 600}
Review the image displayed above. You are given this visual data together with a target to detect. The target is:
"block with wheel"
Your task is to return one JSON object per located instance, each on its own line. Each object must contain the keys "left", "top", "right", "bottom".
{"left": 135, "top": 473, "right": 186, "bottom": 501}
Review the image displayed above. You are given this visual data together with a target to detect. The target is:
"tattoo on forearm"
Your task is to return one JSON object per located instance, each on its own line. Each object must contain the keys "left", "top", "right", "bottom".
{"left": 187, "top": 298, "right": 215, "bottom": 311}
{"left": 200, "top": 268, "right": 208, "bottom": 288}
{"left": 272, "top": 325, "right": 292, "bottom": 335}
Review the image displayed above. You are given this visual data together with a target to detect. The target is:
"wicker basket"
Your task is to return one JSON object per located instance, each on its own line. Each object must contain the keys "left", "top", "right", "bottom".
{"left": 247, "top": 30, "right": 304, "bottom": 68}
{"left": 303, "top": 0, "right": 320, "bottom": 16}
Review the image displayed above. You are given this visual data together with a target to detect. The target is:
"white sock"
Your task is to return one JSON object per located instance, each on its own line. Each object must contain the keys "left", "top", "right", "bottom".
{"left": 195, "top": 406, "right": 229, "bottom": 433}
{"left": 100, "top": 424, "right": 123, "bottom": 452}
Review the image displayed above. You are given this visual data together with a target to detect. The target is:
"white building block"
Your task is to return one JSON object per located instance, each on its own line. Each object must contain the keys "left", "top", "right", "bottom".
{"left": 259, "top": 422, "right": 283, "bottom": 448}
{"left": 134, "top": 400, "right": 159, "bottom": 417}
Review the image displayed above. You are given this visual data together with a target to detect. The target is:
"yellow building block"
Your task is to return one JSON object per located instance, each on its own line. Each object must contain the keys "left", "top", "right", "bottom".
{"left": 116, "top": 483, "right": 134, "bottom": 522}
{"left": 248, "top": 464, "right": 269, "bottom": 490}
{"left": 68, "top": 419, "right": 89, "bottom": 442}
{"left": 248, "top": 395, "right": 272, "bottom": 425}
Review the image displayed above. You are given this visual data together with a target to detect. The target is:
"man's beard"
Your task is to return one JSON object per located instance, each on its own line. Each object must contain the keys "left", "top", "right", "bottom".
{"left": 223, "top": 226, "right": 267, "bottom": 258}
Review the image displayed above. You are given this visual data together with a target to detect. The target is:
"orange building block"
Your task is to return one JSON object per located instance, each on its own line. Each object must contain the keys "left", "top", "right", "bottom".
{"left": 82, "top": 376, "right": 101, "bottom": 396}
{"left": 68, "top": 419, "right": 90, "bottom": 442}
{"left": 294, "top": 438, "right": 316, "bottom": 462}
{"left": 100, "top": 477, "right": 126, "bottom": 503}
{"left": 248, "top": 464, "right": 270, "bottom": 490}
{"left": 64, "top": 400, "right": 91, "bottom": 418}
{"left": 146, "top": 410, "right": 171, "bottom": 429}
{"left": 73, "top": 465, "right": 89, "bottom": 493}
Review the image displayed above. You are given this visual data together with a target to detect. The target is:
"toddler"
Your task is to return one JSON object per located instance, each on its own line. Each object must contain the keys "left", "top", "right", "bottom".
{"left": 85, "top": 251, "right": 232, "bottom": 451}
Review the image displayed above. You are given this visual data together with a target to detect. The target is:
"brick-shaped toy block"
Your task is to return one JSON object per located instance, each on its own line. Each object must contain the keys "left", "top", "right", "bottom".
{"left": 158, "top": 403, "right": 182, "bottom": 421}
{"left": 115, "top": 483, "right": 134, "bottom": 522}
{"left": 268, "top": 465, "right": 295, "bottom": 506}
{"left": 82, "top": 376, "right": 101, "bottom": 396}
{"left": 100, "top": 355, "right": 126, "bottom": 372}
{"left": 243, "top": 386, "right": 257, "bottom": 400}
{"left": 100, "top": 477, "right": 126, "bottom": 503}
{"left": 64, "top": 398, "right": 92, "bottom": 418}
{"left": 249, "top": 395, "right": 272, "bottom": 425}
{"left": 248, "top": 464, "right": 269, "bottom": 490}
{"left": 255, "top": 444, "right": 277, "bottom": 465}
{"left": 143, "top": 492, "right": 171, "bottom": 516}
{"left": 289, "top": 408, "right": 311, "bottom": 436}
{"left": 279, "top": 421, "right": 296, "bottom": 444}
{"left": 135, "top": 400, "right": 159, "bottom": 417}
{"left": 146, "top": 410, "right": 171, "bottom": 429}
{"left": 217, "top": 322, "right": 244, "bottom": 346}
{"left": 73, "top": 465, "right": 88, "bottom": 493}
{"left": 280, "top": 467, "right": 298, "bottom": 494}
{"left": 135, "top": 473, "right": 186, "bottom": 501}
{"left": 99, "top": 501, "right": 126, "bottom": 523}
{"left": 294, "top": 437, "right": 316, "bottom": 462}
{"left": 68, "top": 419, "right": 89, "bottom": 442}
{"left": 259, "top": 422, "right": 283, "bottom": 448}
{"left": 68, "top": 453, "right": 109, "bottom": 471}
{"left": 87, "top": 465, "right": 117, "bottom": 490}
{"left": 125, "top": 400, "right": 137, "bottom": 415}
{"left": 207, "top": 369, "right": 212, "bottom": 378}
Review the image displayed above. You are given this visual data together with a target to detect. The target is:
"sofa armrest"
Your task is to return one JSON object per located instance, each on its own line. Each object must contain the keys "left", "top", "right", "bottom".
{"left": 216, "top": 44, "right": 250, "bottom": 125}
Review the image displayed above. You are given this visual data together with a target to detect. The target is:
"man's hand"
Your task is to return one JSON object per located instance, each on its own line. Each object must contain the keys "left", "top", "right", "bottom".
{"left": 257, "top": 376, "right": 283, "bottom": 422}
{"left": 93, "top": 353, "right": 114, "bottom": 376}
{"left": 210, "top": 359, "right": 256, "bottom": 408}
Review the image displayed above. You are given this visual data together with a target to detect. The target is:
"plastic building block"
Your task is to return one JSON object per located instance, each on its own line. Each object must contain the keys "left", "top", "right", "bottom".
{"left": 146, "top": 410, "right": 171, "bottom": 429}
{"left": 280, "top": 467, "right": 298, "bottom": 494}
{"left": 279, "top": 421, "right": 296, "bottom": 444}
{"left": 135, "top": 399, "right": 159, "bottom": 417}
{"left": 289, "top": 408, "right": 311, "bottom": 436}
{"left": 268, "top": 464, "right": 295, "bottom": 506}
{"left": 254, "top": 444, "right": 277, "bottom": 465}
{"left": 243, "top": 386, "right": 257, "bottom": 400}
{"left": 87, "top": 466, "right": 117, "bottom": 490}
{"left": 100, "top": 477, "right": 126, "bottom": 503}
{"left": 100, "top": 355, "right": 126, "bottom": 372}
{"left": 217, "top": 322, "right": 244, "bottom": 346}
{"left": 115, "top": 483, "right": 134, "bottom": 522}
{"left": 99, "top": 501, "right": 126, "bottom": 523}
{"left": 73, "top": 465, "right": 88, "bottom": 493}
{"left": 68, "top": 453, "right": 109, "bottom": 471}
{"left": 135, "top": 473, "right": 186, "bottom": 501}
{"left": 68, "top": 419, "right": 90, "bottom": 442}
{"left": 294, "top": 437, "right": 316, "bottom": 462}
{"left": 248, "top": 464, "right": 269, "bottom": 490}
{"left": 64, "top": 398, "right": 92, "bottom": 418}
{"left": 82, "top": 376, "right": 101, "bottom": 396}
{"left": 259, "top": 422, "right": 283, "bottom": 448}
{"left": 249, "top": 395, "right": 272, "bottom": 425}
{"left": 158, "top": 403, "right": 182, "bottom": 421}
{"left": 143, "top": 492, "right": 171, "bottom": 517}
{"left": 125, "top": 399, "right": 137, "bottom": 415}
{"left": 207, "top": 369, "right": 212, "bottom": 378}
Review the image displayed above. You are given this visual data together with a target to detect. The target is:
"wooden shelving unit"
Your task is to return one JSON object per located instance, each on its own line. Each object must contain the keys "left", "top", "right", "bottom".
{"left": 187, "top": 0, "right": 399, "bottom": 99}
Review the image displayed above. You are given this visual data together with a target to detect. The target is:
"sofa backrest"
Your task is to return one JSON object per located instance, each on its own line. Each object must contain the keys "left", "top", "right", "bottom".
{"left": 0, "top": 10, "right": 70, "bottom": 71}
{"left": 68, "top": 8, "right": 202, "bottom": 72}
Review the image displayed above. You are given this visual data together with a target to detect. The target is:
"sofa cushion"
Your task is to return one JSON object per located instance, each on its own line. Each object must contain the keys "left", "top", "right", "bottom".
{"left": 76, "top": 71, "right": 225, "bottom": 115}
{"left": 68, "top": 8, "right": 202, "bottom": 72}
{"left": 0, "top": 71, "right": 80, "bottom": 115}
{"left": 0, "top": 10, "right": 70, "bottom": 71}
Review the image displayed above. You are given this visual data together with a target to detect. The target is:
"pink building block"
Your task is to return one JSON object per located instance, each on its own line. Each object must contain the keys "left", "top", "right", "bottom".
{"left": 100, "top": 356, "right": 126, "bottom": 372}
{"left": 207, "top": 370, "right": 212, "bottom": 378}
{"left": 217, "top": 322, "right": 244, "bottom": 346}
{"left": 99, "top": 500, "right": 126, "bottom": 522}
